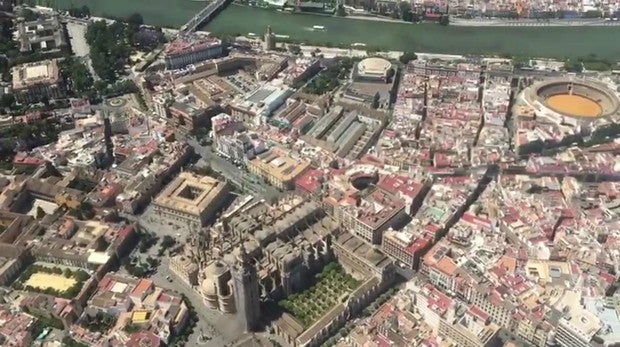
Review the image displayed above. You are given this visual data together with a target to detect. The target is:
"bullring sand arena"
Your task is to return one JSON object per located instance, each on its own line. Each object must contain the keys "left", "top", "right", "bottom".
{"left": 546, "top": 94, "right": 603, "bottom": 118}
{"left": 525, "top": 78, "right": 620, "bottom": 120}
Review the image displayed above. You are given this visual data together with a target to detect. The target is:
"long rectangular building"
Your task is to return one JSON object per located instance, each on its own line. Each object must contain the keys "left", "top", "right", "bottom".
{"left": 164, "top": 36, "right": 223, "bottom": 70}
{"left": 327, "top": 112, "right": 357, "bottom": 143}
{"left": 310, "top": 106, "right": 343, "bottom": 139}
{"left": 335, "top": 121, "right": 366, "bottom": 158}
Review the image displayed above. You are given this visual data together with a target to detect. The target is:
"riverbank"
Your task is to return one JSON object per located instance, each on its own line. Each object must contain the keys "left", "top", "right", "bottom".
{"left": 205, "top": 5, "right": 620, "bottom": 59}
{"left": 46, "top": 0, "right": 620, "bottom": 59}
{"left": 450, "top": 17, "right": 620, "bottom": 27}
{"left": 51, "top": 0, "right": 204, "bottom": 27}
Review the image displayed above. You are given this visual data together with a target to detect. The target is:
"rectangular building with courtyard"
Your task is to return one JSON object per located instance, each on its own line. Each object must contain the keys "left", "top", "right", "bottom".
{"left": 153, "top": 172, "right": 229, "bottom": 228}
{"left": 11, "top": 59, "right": 64, "bottom": 104}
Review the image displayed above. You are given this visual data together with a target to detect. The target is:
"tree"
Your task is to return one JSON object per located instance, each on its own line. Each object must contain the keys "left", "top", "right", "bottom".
{"left": 372, "top": 92, "right": 380, "bottom": 109}
{"left": 564, "top": 59, "right": 583, "bottom": 73}
{"left": 38, "top": 162, "right": 58, "bottom": 179}
{"left": 36, "top": 206, "right": 46, "bottom": 219}
{"left": 0, "top": 93, "right": 15, "bottom": 108}
{"left": 335, "top": 5, "right": 346, "bottom": 17}
{"left": 399, "top": 52, "right": 417, "bottom": 65}
{"left": 94, "top": 80, "right": 108, "bottom": 94}
{"left": 160, "top": 235, "right": 176, "bottom": 250}
{"left": 60, "top": 58, "right": 95, "bottom": 97}
{"left": 146, "top": 256, "right": 159, "bottom": 269}
{"left": 399, "top": 1, "right": 413, "bottom": 21}
{"left": 20, "top": 8, "right": 38, "bottom": 21}
{"left": 86, "top": 20, "right": 130, "bottom": 82}
{"left": 124, "top": 323, "right": 141, "bottom": 333}
{"left": 439, "top": 15, "right": 450, "bottom": 26}
{"left": 69, "top": 5, "right": 90, "bottom": 18}
{"left": 127, "top": 13, "right": 144, "bottom": 27}
{"left": 62, "top": 337, "right": 89, "bottom": 347}
{"left": 288, "top": 44, "right": 301, "bottom": 55}
{"left": 81, "top": 5, "right": 91, "bottom": 17}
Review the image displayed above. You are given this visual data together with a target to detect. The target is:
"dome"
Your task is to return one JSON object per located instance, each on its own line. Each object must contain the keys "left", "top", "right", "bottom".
{"left": 207, "top": 261, "right": 229, "bottom": 277}
{"left": 201, "top": 276, "right": 217, "bottom": 296}
{"left": 201, "top": 261, "right": 229, "bottom": 296}
{"left": 358, "top": 57, "right": 392, "bottom": 77}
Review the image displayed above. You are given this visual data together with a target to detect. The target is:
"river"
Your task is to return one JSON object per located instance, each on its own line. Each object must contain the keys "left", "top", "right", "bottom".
{"left": 50, "top": 0, "right": 620, "bottom": 58}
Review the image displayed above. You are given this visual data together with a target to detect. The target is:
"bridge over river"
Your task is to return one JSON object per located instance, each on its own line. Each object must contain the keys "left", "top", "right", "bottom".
{"left": 178, "top": 0, "right": 231, "bottom": 36}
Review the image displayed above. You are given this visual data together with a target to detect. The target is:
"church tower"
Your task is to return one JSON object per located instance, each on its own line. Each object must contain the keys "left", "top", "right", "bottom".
{"left": 103, "top": 111, "right": 115, "bottom": 165}
{"left": 95, "top": 101, "right": 115, "bottom": 169}
{"left": 264, "top": 25, "right": 276, "bottom": 51}
{"left": 232, "top": 243, "right": 261, "bottom": 332}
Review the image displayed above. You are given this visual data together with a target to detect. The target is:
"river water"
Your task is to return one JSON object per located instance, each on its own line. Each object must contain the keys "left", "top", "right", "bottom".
{"left": 53, "top": 0, "right": 620, "bottom": 58}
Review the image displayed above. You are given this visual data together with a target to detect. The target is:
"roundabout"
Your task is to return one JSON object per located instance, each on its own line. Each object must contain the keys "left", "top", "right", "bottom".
{"left": 106, "top": 97, "right": 128, "bottom": 108}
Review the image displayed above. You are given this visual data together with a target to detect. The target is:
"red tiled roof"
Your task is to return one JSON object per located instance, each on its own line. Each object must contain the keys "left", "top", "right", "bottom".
{"left": 461, "top": 212, "right": 492, "bottom": 228}
{"left": 424, "top": 224, "right": 441, "bottom": 234}
{"left": 377, "top": 174, "right": 424, "bottom": 199}
{"left": 423, "top": 283, "right": 452, "bottom": 315}
{"left": 295, "top": 169, "right": 323, "bottom": 194}
{"left": 13, "top": 153, "right": 43, "bottom": 166}
{"left": 130, "top": 279, "right": 153, "bottom": 298}
{"left": 468, "top": 305, "right": 490, "bottom": 322}
{"left": 126, "top": 331, "right": 161, "bottom": 347}
{"left": 405, "top": 234, "right": 432, "bottom": 255}
{"left": 98, "top": 276, "right": 113, "bottom": 290}
{"left": 117, "top": 225, "right": 134, "bottom": 239}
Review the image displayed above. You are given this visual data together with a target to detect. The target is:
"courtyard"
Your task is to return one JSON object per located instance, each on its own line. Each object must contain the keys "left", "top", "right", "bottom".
{"left": 25, "top": 273, "right": 76, "bottom": 292}
{"left": 13, "top": 264, "right": 90, "bottom": 298}
{"left": 279, "top": 263, "right": 360, "bottom": 327}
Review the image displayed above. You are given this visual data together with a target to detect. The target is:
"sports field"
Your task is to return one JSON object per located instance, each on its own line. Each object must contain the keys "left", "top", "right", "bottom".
{"left": 24, "top": 273, "right": 77, "bottom": 291}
